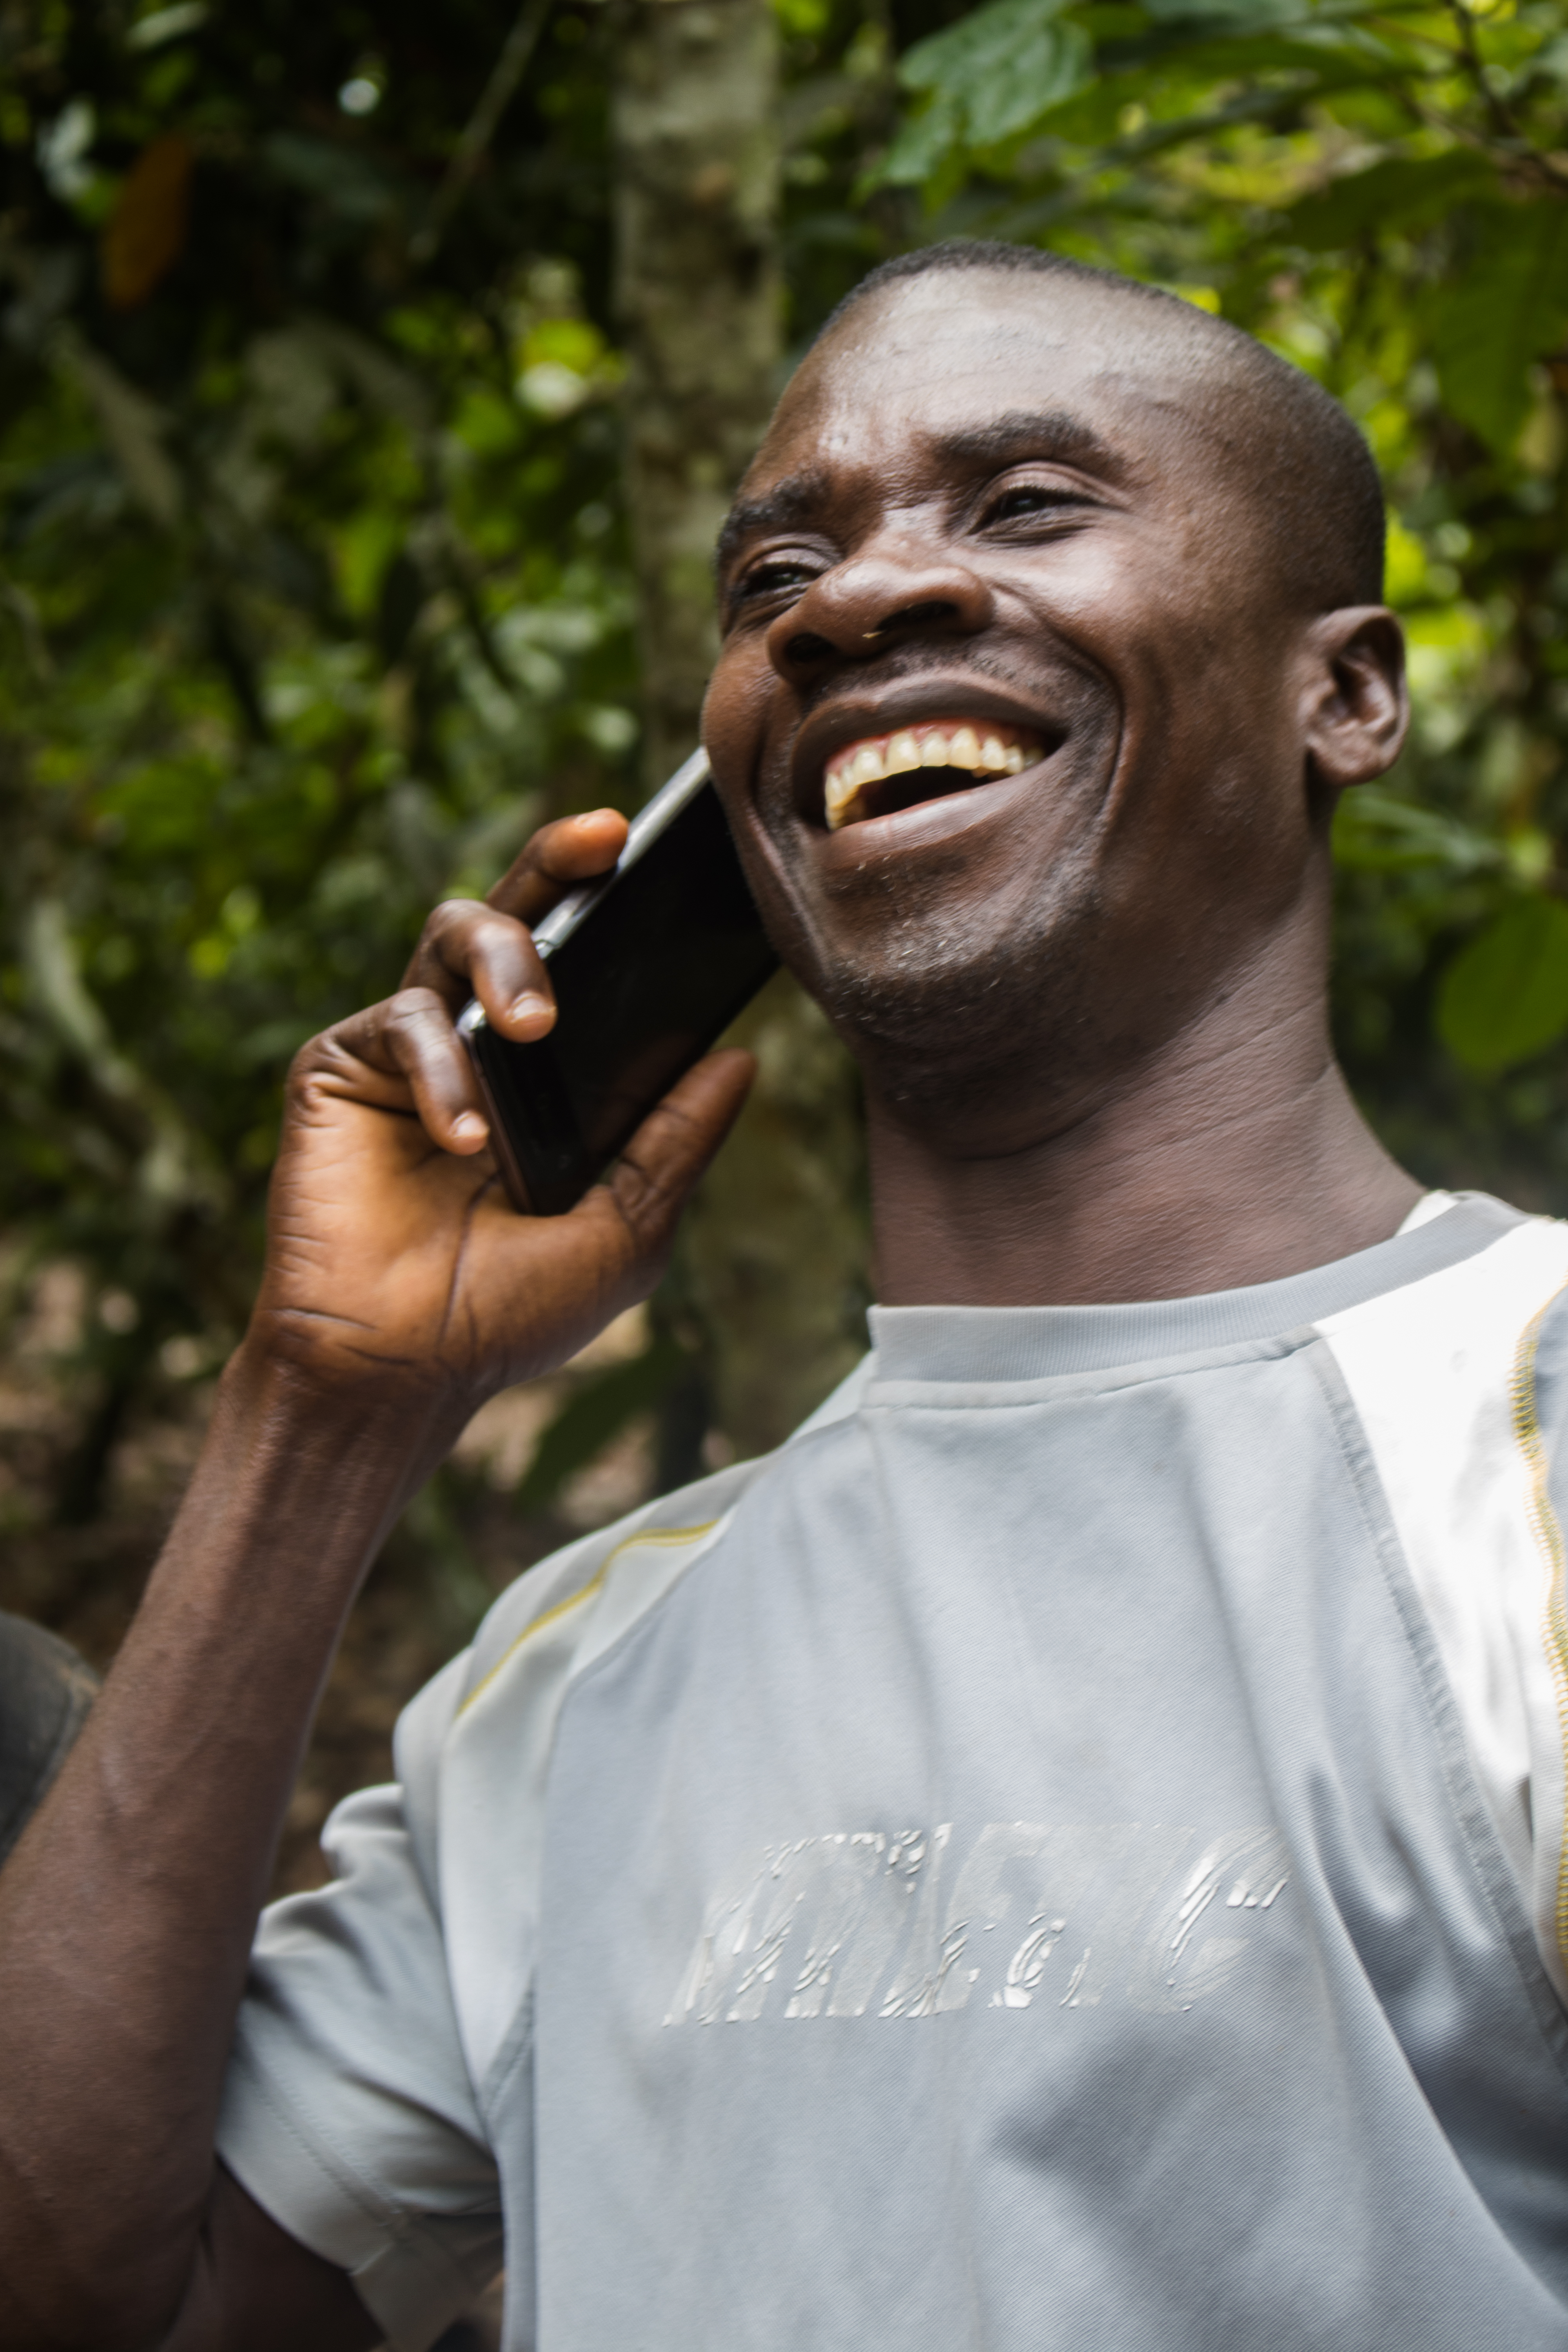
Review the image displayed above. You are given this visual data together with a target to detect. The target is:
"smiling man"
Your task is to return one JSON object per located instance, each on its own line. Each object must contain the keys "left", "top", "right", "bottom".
{"left": 6, "top": 244, "right": 1568, "bottom": 2352}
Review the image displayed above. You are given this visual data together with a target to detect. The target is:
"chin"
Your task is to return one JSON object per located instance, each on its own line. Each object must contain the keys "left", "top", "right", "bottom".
{"left": 789, "top": 857, "right": 1109, "bottom": 1130}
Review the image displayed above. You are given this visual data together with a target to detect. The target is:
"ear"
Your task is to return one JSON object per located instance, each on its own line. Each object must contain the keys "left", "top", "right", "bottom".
{"left": 1299, "top": 606, "right": 1408, "bottom": 791}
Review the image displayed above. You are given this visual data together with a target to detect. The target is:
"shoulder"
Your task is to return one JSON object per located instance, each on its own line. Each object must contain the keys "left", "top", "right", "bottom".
{"left": 452, "top": 1348, "right": 877, "bottom": 1737}
{"left": 408, "top": 1355, "right": 874, "bottom": 2087}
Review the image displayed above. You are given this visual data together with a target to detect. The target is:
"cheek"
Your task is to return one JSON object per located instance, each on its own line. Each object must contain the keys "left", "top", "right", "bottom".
{"left": 701, "top": 639, "right": 779, "bottom": 791}
{"left": 1086, "top": 593, "right": 1310, "bottom": 879}
{"left": 701, "top": 648, "right": 817, "bottom": 949}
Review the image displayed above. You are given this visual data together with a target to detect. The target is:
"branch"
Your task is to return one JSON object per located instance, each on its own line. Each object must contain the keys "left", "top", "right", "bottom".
{"left": 1437, "top": 0, "right": 1568, "bottom": 193}
{"left": 410, "top": 0, "right": 556, "bottom": 267}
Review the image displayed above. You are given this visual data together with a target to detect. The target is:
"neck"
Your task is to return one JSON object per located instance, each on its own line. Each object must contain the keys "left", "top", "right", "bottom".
{"left": 866, "top": 961, "right": 1419, "bottom": 1310}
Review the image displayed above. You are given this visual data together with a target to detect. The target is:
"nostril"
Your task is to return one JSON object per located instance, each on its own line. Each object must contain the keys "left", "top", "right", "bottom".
{"left": 866, "top": 599, "right": 959, "bottom": 640}
{"left": 783, "top": 631, "right": 837, "bottom": 666}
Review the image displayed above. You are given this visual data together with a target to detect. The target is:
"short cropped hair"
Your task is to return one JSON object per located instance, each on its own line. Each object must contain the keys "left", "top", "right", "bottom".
{"left": 820, "top": 242, "right": 1386, "bottom": 612}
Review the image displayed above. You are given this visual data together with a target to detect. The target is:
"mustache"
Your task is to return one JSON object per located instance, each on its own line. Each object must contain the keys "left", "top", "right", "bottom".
{"left": 789, "top": 642, "right": 1107, "bottom": 730}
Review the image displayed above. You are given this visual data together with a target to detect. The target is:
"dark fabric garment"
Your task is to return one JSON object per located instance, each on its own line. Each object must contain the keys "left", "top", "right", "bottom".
{"left": 0, "top": 1610, "right": 96, "bottom": 1868}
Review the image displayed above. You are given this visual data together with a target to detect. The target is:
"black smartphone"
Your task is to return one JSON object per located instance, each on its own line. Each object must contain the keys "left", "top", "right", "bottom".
{"left": 457, "top": 751, "right": 778, "bottom": 1215}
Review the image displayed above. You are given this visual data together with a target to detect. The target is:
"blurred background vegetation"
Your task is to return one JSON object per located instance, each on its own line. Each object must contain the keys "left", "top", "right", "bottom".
{"left": 2, "top": 0, "right": 1567, "bottom": 1880}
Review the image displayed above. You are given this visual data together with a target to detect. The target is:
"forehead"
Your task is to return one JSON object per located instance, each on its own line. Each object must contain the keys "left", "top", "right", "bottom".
{"left": 742, "top": 272, "right": 1238, "bottom": 515}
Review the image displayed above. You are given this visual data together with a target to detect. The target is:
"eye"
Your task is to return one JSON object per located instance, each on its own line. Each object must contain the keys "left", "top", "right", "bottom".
{"left": 731, "top": 555, "right": 818, "bottom": 605}
{"left": 981, "top": 482, "right": 1085, "bottom": 527}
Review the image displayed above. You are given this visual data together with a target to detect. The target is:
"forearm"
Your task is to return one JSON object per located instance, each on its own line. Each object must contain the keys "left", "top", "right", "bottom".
{"left": 0, "top": 848, "right": 750, "bottom": 2349}
{"left": 0, "top": 1342, "right": 437, "bottom": 2350}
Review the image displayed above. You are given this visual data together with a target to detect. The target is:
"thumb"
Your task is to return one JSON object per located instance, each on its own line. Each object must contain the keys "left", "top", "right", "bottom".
{"left": 578, "top": 1048, "right": 756, "bottom": 1269}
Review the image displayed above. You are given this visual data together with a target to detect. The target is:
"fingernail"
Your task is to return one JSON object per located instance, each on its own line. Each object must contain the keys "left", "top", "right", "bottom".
{"left": 510, "top": 992, "right": 552, "bottom": 1026}
{"left": 452, "top": 1112, "right": 487, "bottom": 1145}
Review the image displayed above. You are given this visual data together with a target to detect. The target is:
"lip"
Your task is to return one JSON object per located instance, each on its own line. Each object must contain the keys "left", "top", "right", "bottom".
{"left": 789, "top": 675, "right": 1071, "bottom": 827}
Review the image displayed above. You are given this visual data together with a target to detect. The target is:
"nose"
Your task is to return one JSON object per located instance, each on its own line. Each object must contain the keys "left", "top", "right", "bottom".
{"left": 766, "top": 541, "right": 995, "bottom": 684}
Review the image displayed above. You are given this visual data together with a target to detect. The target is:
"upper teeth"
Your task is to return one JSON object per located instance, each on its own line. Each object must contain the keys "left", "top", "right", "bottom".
{"left": 823, "top": 721, "right": 1042, "bottom": 831}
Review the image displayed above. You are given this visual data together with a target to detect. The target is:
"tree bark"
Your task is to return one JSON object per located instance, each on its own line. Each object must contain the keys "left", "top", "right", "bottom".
{"left": 612, "top": 0, "right": 867, "bottom": 1462}
{"left": 613, "top": 0, "right": 780, "bottom": 789}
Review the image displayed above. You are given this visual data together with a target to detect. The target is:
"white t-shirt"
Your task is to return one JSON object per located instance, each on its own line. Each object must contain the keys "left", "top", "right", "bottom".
{"left": 215, "top": 1191, "right": 1568, "bottom": 2350}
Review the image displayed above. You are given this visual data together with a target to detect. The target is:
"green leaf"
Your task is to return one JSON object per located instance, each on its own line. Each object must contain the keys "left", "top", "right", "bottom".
{"left": 1427, "top": 200, "right": 1568, "bottom": 457}
{"left": 514, "top": 1336, "right": 690, "bottom": 1514}
{"left": 1435, "top": 897, "right": 1568, "bottom": 1074}
{"left": 1140, "top": 0, "right": 1306, "bottom": 26}
{"left": 1285, "top": 152, "right": 1495, "bottom": 253}
{"left": 1332, "top": 787, "right": 1502, "bottom": 877}
{"left": 898, "top": 0, "right": 1094, "bottom": 150}
{"left": 877, "top": 88, "right": 966, "bottom": 186}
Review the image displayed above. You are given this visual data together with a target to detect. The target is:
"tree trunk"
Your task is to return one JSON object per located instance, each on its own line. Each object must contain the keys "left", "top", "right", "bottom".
{"left": 613, "top": 0, "right": 780, "bottom": 789}
{"left": 612, "top": 0, "right": 867, "bottom": 1463}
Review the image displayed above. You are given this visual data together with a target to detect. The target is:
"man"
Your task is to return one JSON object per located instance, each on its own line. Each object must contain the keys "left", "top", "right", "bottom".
{"left": 4, "top": 241, "right": 1568, "bottom": 2351}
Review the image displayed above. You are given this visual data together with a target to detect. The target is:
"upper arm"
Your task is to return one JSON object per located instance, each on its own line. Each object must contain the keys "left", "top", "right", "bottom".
{"left": 161, "top": 2165, "right": 380, "bottom": 2352}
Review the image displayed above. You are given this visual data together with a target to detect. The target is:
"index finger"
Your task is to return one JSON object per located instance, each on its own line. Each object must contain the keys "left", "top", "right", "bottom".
{"left": 487, "top": 808, "right": 629, "bottom": 926}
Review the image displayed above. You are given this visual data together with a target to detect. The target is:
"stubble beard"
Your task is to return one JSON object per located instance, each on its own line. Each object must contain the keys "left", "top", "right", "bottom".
{"left": 792, "top": 837, "right": 1114, "bottom": 1136}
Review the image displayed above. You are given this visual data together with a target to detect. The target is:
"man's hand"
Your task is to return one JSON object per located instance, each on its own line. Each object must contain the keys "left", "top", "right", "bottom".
{"left": 252, "top": 806, "right": 753, "bottom": 1427}
{"left": 0, "top": 807, "right": 753, "bottom": 2352}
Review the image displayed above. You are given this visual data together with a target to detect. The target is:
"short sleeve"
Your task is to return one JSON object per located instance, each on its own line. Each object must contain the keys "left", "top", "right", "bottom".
{"left": 216, "top": 1655, "right": 504, "bottom": 2352}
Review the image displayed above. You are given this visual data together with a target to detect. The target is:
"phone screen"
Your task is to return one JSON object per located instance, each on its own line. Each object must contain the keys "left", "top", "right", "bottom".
{"left": 464, "top": 782, "right": 778, "bottom": 1214}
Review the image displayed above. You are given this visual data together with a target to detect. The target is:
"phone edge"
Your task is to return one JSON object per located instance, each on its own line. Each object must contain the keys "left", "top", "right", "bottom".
{"left": 457, "top": 1002, "right": 538, "bottom": 1216}
{"left": 530, "top": 747, "right": 713, "bottom": 959}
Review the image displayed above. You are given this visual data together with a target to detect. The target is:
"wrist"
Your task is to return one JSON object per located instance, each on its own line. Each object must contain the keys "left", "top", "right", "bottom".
{"left": 186, "top": 1338, "right": 456, "bottom": 1595}
{"left": 221, "top": 1321, "right": 443, "bottom": 1444}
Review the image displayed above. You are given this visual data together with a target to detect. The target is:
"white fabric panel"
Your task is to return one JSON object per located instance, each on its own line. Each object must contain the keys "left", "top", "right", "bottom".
{"left": 1318, "top": 1213, "right": 1568, "bottom": 2005}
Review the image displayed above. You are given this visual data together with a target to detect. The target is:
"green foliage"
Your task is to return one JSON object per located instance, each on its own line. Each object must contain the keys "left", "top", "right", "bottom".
{"left": 515, "top": 1331, "right": 690, "bottom": 1512}
{"left": 0, "top": 0, "right": 898, "bottom": 1546}
{"left": 1426, "top": 199, "right": 1568, "bottom": 453}
{"left": 1437, "top": 895, "right": 1568, "bottom": 1071}
{"left": 887, "top": 0, "right": 1093, "bottom": 177}
{"left": 10, "top": 0, "right": 1568, "bottom": 1553}
{"left": 0, "top": 0, "right": 642, "bottom": 1498}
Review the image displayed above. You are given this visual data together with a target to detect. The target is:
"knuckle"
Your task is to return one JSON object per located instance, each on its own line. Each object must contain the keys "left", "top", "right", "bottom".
{"left": 413, "top": 897, "right": 490, "bottom": 969}
{"left": 367, "top": 989, "right": 446, "bottom": 1073}
{"left": 285, "top": 1035, "right": 323, "bottom": 1090}
{"left": 381, "top": 987, "right": 437, "bottom": 1041}
{"left": 426, "top": 895, "right": 485, "bottom": 935}
{"left": 287, "top": 1020, "right": 353, "bottom": 1089}
{"left": 612, "top": 1140, "right": 689, "bottom": 1246}
{"left": 285, "top": 1013, "right": 374, "bottom": 1111}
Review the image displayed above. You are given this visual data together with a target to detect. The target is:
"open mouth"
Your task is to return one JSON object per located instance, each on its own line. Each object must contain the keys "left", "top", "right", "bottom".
{"left": 822, "top": 719, "right": 1052, "bottom": 832}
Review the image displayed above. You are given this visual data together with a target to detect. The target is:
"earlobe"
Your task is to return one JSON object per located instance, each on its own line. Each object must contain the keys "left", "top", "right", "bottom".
{"left": 1302, "top": 606, "right": 1408, "bottom": 792}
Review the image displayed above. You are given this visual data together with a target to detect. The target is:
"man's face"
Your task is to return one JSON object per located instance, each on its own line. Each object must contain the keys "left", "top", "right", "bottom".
{"left": 703, "top": 271, "right": 1339, "bottom": 1142}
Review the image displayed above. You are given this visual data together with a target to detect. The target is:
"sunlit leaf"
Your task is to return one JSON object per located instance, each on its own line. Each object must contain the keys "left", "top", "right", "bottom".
{"left": 897, "top": 0, "right": 1094, "bottom": 151}
{"left": 1436, "top": 897, "right": 1568, "bottom": 1073}
{"left": 877, "top": 89, "right": 967, "bottom": 184}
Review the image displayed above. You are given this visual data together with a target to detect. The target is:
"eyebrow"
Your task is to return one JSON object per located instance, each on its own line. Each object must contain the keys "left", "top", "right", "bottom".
{"left": 714, "top": 408, "right": 1131, "bottom": 580}
{"left": 929, "top": 408, "right": 1128, "bottom": 480}
{"left": 715, "top": 469, "right": 833, "bottom": 580}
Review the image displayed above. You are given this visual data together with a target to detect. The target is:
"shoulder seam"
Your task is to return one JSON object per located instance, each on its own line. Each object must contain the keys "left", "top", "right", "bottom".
{"left": 454, "top": 1519, "right": 720, "bottom": 1722}
{"left": 1509, "top": 1278, "right": 1568, "bottom": 1985}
